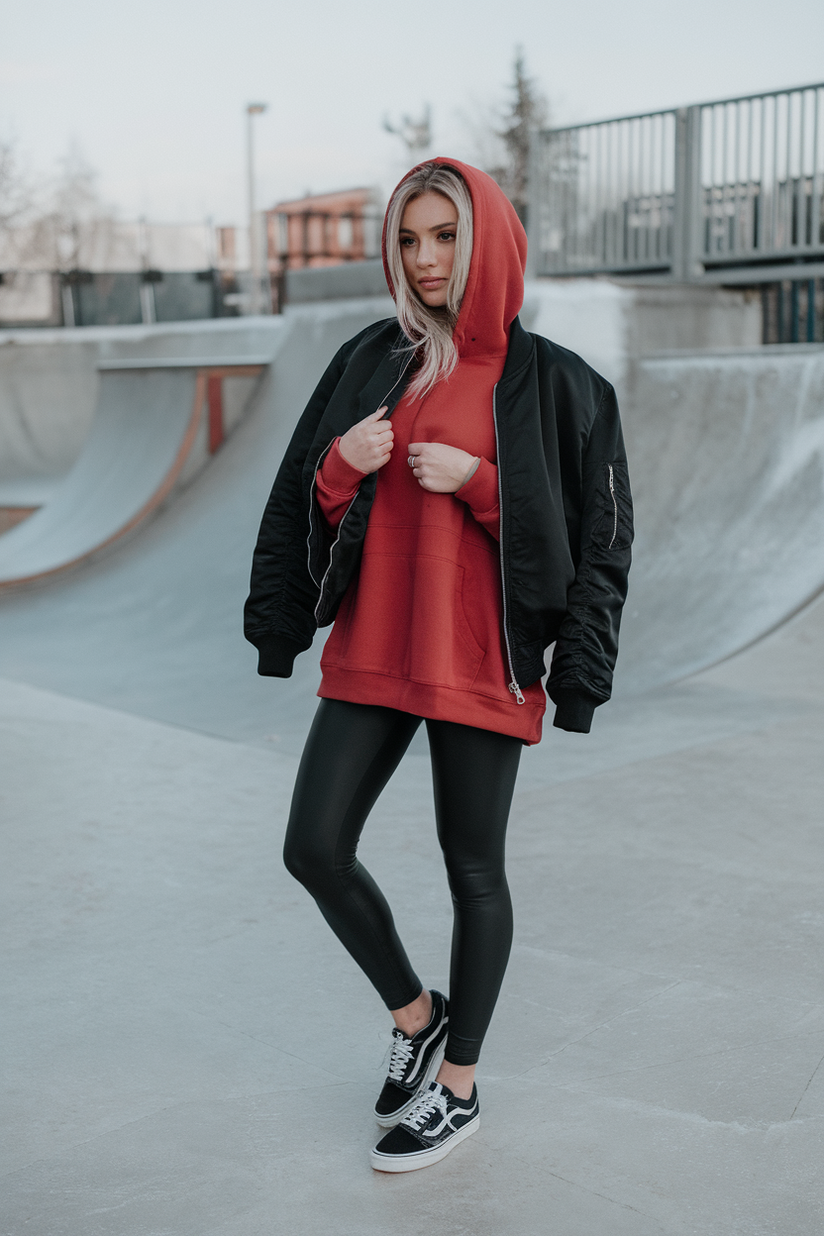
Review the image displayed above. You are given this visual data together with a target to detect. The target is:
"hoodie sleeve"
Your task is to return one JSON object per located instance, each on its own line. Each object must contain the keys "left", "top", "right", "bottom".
{"left": 455, "top": 456, "right": 500, "bottom": 541}
{"left": 316, "top": 438, "right": 367, "bottom": 530}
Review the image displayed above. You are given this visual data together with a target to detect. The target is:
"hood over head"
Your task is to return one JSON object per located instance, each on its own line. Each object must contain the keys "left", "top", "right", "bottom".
{"left": 381, "top": 156, "right": 527, "bottom": 359}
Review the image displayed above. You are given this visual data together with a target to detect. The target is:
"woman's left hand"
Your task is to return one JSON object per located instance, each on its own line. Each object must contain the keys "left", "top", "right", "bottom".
{"left": 407, "top": 442, "right": 478, "bottom": 493}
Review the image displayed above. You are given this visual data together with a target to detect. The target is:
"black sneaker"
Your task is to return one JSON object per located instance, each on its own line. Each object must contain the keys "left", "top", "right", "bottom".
{"left": 371, "top": 1081, "right": 480, "bottom": 1172}
{"left": 373, "top": 989, "right": 448, "bottom": 1127}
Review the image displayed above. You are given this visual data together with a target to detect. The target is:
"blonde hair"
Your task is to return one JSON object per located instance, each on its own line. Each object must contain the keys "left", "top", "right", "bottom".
{"left": 384, "top": 163, "right": 474, "bottom": 398}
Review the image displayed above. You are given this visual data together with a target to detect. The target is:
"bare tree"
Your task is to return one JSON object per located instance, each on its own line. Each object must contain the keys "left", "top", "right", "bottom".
{"left": 0, "top": 139, "right": 35, "bottom": 261}
{"left": 383, "top": 106, "right": 432, "bottom": 160}
{"left": 52, "top": 145, "right": 103, "bottom": 266}
{"left": 12, "top": 144, "right": 119, "bottom": 272}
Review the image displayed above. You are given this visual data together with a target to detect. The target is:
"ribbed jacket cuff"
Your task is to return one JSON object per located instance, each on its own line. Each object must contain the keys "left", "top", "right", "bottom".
{"left": 551, "top": 689, "right": 599, "bottom": 733}
{"left": 255, "top": 635, "right": 305, "bottom": 677}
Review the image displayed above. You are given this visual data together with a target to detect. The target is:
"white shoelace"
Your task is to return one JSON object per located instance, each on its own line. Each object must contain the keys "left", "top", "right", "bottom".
{"left": 386, "top": 1031, "right": 414, "bottom": 1082}
{"left": 402, "top": 1086, "right": 448, "bottom": 1130}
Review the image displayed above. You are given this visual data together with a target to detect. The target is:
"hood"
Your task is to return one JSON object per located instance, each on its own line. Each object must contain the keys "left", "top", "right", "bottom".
{"left": 381, "top": 156, "right": 527, "bottom": 360}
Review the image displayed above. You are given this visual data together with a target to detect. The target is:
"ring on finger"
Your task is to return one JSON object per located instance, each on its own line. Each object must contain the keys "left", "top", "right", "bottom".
{"left": 407, "top": 454, "right": 416, "bottom": 468}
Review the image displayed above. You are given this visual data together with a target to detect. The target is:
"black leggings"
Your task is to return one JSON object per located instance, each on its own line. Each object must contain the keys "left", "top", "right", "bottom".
{"left": 283, "top": 699, "right": 522, "bottom": 1066}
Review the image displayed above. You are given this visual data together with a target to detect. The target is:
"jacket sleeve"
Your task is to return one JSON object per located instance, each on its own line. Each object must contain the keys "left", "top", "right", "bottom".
{"left": 547, "top": 382, "right": 633, "bottom": 732}
{"left": 243, "top": 344, "right": 353, "bottom": 677}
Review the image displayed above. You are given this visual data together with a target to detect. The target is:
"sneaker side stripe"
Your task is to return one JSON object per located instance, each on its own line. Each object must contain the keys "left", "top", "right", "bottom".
{"left": 405, "top": 1012, "right": 447, "bottom": 1084}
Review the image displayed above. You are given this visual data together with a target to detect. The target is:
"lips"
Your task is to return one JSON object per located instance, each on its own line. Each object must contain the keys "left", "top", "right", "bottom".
{"left": 419, "top": 278, "right": 445, "bottom": 289}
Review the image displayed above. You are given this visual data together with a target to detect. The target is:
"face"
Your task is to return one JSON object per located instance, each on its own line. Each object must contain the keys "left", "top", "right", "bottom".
{"left": 399, "top": 191, "right": 457, "bottom": 308}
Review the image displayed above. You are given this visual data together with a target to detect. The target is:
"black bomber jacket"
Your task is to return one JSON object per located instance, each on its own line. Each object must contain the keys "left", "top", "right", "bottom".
{"left": 244, "top": 316, "right": 633, "bottom": 734}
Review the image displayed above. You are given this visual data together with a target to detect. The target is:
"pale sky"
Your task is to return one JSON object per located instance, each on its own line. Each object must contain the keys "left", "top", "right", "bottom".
{"left": 2, "top": 0, "right": 823, "bottom": 226}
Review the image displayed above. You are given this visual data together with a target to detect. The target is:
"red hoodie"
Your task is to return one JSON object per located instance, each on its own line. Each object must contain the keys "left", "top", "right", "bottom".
{"left": 315, "top": 158, "right": 545, "bottom": 742}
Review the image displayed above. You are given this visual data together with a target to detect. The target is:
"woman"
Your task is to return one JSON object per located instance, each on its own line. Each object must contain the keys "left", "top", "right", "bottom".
{"left": 244, "top": 158, "right": 633, "bottom": 1171}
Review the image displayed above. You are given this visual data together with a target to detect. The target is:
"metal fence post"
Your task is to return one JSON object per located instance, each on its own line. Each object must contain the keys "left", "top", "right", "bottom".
{"left": 672, "top": 105, "right": 702, "bottom": 280}
{"left": 525, "top": 128, "right": 542, "bottom": 278}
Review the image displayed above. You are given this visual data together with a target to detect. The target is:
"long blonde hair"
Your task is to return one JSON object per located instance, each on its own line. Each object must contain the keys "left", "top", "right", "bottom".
{"left": 384, "top": 163, "right": 474, "bottom": 399}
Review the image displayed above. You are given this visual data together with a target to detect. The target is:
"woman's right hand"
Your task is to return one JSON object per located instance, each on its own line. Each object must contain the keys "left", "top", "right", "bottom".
{"left": 338, "top": 407, "right": 393, "bottom": 474}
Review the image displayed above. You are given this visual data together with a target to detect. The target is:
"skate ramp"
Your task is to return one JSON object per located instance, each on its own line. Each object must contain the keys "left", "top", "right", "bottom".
{"left": 0, "top": 300, "right": 394, "bottom": 744}
{"left": 0, "top": 299, "right": 821, "bottom": 743}
{"left": 615, "top": 342, "right": 824, "bottom": 693}
{"left": 0, "top": 358, "right": 268, "bottom": 586}
{"left": 0, "top": 329, "right": 100, "bottom": 483}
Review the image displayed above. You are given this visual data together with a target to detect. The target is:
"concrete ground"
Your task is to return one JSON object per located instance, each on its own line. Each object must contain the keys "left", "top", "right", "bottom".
{"left": 3, "top": 592, "right": 823, "bottom": 1236}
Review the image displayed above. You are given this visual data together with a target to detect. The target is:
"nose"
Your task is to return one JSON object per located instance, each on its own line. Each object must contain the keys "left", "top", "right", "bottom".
{"left": 416, "top": 239, "right": 438, "bottom": 268}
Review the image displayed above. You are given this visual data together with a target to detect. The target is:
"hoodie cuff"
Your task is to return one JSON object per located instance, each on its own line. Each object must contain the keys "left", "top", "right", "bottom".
{"left": 321, "top": 437, "right": 368, "bottom": 494}
{"left": 551, "top": 689, "right": 599, "bottom": 733}
{"left": 255, "top": 634, "right": 305, "bottom": 677}
{"left": 455, "top": 456, "right": 498, "bottom": 514}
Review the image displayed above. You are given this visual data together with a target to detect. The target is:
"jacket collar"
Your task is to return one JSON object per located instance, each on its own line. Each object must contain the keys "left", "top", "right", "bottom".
{"left": 356, "top": 316, "right": 531, "bottom": 419}
{"left": 356, "top": 326, "right": 412, "bottom": 420}
{"left": 499, "top": 317, "right": 534, "bottom": 386}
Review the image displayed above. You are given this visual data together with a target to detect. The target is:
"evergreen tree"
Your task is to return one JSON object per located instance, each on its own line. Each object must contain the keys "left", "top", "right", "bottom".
{"left": 488, "top": 49, "right": 548, "bottom": 226}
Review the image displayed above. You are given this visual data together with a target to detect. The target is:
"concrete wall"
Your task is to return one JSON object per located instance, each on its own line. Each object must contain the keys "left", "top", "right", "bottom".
{"left": 284, "top": 259, "right": 388, "bottom": 304}
{"left": 522, "top": 279, "right": 762, "bottom": 389}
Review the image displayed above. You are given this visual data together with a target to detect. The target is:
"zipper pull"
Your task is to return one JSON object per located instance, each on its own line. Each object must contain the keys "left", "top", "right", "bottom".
{"left": 509, "top": 679, "right": 525, "bottom": 705}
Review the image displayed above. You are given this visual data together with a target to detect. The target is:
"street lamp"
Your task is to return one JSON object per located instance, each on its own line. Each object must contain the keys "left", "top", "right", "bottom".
{"left": 246, "top": 102, "right": 268, "bottom": 314}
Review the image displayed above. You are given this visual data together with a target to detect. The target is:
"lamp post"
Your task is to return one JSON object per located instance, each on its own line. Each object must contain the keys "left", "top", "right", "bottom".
{"left": 246, "top": 102, "right": 268, "bottom": 314}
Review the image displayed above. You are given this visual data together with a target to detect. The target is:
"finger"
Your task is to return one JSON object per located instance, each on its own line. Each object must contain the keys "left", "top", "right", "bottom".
{"left": 407, "top": 442, "right": 426, "bottom": 454}
{"left": 363, "top": 407, "right": 388, "bottom": 424}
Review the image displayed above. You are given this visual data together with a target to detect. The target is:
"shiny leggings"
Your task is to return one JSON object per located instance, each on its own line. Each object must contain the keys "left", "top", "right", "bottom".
{"left": 283, "top": 699, "right": 522, "bottom": 1066}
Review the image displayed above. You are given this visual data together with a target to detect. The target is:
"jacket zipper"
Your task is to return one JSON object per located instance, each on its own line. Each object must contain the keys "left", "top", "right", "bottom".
{"left": 307, "top": 439, "right": 359, "bottom": 622}
{"left": 607, "top": 463, "right": 618, "bottom": 550}
{"left": 313, "top": 487, "right": 360, "bottom": 622}
{"left": 306, "top": 440, "right": 334, "bottom": 589}
{"left": 307, "top": 354, "right": 414, "bottom": 619}
{"left": 492, "top": 383, "right": 525, "bottom": 705}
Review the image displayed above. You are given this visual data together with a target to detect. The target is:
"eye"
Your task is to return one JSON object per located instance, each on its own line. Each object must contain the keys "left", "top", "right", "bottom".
{"left": 400, "top": 236, "right": 416, "bottom": 247}
{"left": 438, "top": 231, "right": 456, "bottom": 242}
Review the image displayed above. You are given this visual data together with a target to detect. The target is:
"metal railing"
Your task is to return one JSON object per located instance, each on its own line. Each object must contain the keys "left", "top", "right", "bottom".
{"left": 0, "top": 268, "right": 242, "bottom": 329}
{"left": 530, "top": 82, "right": 824, "bottom": 281}
{"left": 761, "top": 277, "right": 824, "bottom": 343}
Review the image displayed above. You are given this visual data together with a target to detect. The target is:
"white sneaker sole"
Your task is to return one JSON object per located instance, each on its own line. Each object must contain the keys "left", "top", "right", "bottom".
{"left": 370, "top": 1113, "right": 480, "bottom": 1172}
{"left": 373, "top": 1040, "right": 447, "bottom": 1128}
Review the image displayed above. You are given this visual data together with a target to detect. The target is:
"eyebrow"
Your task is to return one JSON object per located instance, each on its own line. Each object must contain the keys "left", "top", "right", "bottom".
{"left": 399, "top": 221, "right": 457, "bottom": 234}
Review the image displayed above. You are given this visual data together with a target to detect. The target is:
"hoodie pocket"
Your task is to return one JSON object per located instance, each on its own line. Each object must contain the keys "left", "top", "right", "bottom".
{"left": 331, "top": 553, "right": 484, "bottom": 690}
{"left": 594, "top": 461, "right": 633, "bottom": 551}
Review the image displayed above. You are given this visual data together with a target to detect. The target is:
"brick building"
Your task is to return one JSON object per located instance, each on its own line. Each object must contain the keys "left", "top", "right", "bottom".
{"left": 265, "top": 187, "right": 382, "bottom": 273}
